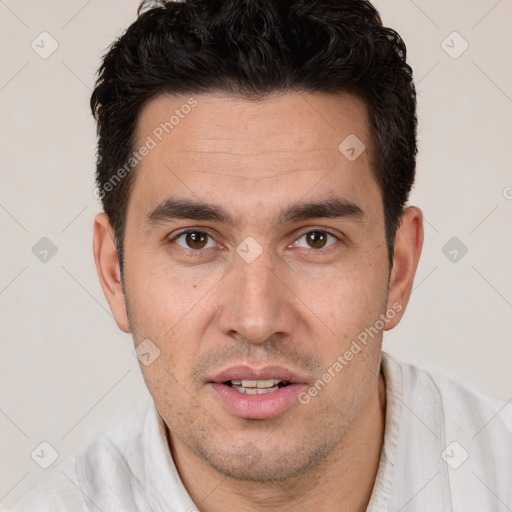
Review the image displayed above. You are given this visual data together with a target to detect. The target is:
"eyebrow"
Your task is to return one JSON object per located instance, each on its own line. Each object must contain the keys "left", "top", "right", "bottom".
{"left": 145, "top": 196, "right": 365, "bottom": 229}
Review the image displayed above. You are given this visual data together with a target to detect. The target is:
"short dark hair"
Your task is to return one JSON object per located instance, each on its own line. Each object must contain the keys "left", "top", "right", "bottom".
{"left": 91, "top": 0, "right": 417, "bottom": 273}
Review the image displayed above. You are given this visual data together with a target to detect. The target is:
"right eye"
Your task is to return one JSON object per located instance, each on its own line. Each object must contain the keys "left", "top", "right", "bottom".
{"left": 172, "top": 230, "right": 217, "bottom": 251}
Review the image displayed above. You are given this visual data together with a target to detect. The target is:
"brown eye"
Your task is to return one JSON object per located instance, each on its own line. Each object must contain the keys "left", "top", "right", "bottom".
{"left": 173, "top": 230, "right": 215, "bottom": 251}
{"left": 306, "top": 231, "right": 328, "bottom": 249}
{"left": 293, "top": 230, "right": 337, "bottom": 250}
{"left": 185, "top": 231, "right": 208, "bottom": 249}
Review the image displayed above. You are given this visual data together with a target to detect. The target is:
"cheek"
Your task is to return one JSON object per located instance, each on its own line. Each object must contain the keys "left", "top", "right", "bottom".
{"left": 127, "top": 252, "right": 224, "bottom": 324}
{"left": 291, "top": 254, "right": 388, "bottom": 339}
{"left": 124, "top": 261, "right": 222, "bottom": 381}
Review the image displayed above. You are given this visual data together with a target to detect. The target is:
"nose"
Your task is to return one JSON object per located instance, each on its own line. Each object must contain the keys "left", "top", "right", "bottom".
{"left": 217, "top": 250, "right": 298, "bottom": 345}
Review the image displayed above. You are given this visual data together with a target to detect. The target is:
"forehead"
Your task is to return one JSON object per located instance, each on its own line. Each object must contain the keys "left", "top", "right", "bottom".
{"left": 129, "top": 91, "right": 380, "bottom": 222}
{"left": 135, "top": 90, "right": 370, "bottom": 158}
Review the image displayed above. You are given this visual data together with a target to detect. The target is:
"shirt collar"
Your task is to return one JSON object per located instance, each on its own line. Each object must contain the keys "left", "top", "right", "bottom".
{"left": 365, "top": 351, "right": 404, "bottom": 511}
{"left": 143, "top": 402, "right": 198, "bottom": 511}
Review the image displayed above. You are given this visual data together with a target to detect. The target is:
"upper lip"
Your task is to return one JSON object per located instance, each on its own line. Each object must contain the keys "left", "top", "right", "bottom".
{"left": 209, "top": 365, "right": 309, "bottom": 384}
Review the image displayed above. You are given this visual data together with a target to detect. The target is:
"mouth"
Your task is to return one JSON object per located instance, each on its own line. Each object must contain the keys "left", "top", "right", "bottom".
{"left": 207, "top": 365, "right": 309, "bottom": 420}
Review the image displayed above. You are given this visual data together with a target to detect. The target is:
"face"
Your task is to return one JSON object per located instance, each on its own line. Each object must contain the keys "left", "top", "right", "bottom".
{"left": 95, "top": 91, "right": 419, "bottom": 482}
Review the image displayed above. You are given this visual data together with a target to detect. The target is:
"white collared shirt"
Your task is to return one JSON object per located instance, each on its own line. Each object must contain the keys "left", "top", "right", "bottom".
{"left": 9, "top": 352, "right": 512, "bottom": 511}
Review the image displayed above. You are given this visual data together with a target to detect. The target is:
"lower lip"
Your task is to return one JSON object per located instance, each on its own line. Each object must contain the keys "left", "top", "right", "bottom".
{"left": 208, "top": 382, "right": 307, "bottom": 420}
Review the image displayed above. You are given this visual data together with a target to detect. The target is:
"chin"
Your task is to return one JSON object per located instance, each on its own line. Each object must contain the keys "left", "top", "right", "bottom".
{"left": 198, "top": 438, "right": 334, "bottom": 482}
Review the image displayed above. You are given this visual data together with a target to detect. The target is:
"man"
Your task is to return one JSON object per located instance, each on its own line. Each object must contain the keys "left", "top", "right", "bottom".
{"left": 11, "top": 0, "right": 511, "bottom": 510}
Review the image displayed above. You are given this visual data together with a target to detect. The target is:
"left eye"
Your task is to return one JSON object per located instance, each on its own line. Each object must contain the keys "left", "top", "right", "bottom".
{"left": 174, "top": 230, "right": 216, "bottom": 250}
{"left": 293, "top": 231, "right": 337, "bottom": 250}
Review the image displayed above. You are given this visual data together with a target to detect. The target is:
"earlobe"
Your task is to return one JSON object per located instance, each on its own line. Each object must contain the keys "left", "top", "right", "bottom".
{"left": 384, "top": 206, "right": 424, "bottom": 330}
{"left": 93, "top": 213, "right": 131, "bottom": 333}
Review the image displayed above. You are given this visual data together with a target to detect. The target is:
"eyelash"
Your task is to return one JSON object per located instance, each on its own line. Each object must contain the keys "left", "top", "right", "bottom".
{"left": 168, "top": 228, "right": 341, "bottom": 258}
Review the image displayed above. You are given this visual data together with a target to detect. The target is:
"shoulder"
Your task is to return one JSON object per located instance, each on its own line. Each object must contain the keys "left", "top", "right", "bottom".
{"left": 8, "top": 409, "right": 149, "bottom": 512}
{"left": 383, "top": 351, "right": 512, "bottom": 436}
{"left": 381, "top": 351, "right": 512, "bottom": 508}
{"left": 7, "top": 456, "right": 86, "bottom": 512}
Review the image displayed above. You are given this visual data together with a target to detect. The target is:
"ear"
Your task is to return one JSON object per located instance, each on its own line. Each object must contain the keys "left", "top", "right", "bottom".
{"left": 384, "top": 206, "right": 424, "bottom": 330}
{"left": 93, "top": 212, "right": 131, "bottom": 333}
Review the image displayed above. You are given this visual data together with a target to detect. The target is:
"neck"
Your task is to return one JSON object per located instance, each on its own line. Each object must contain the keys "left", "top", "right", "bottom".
{"left": 169, "top": 372, "right": 387, "bottom": 512}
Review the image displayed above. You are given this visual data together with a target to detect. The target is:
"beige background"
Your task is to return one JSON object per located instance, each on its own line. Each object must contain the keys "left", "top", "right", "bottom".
{"left": 1, "top": 0, "right": 511, "bottom": 508}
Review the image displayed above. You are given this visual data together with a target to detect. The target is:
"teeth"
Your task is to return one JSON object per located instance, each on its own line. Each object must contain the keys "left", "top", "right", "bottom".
{"left": 229, "top": 379, "right": 282, "bottom": 388}
{"left": 227, "top": 379, "right": 289, "bottom": 394}
{"left": 232, "top": 385, "right": 279, "bottom": 395}
{"left": 246, "top": 379, "right": 281, "bottom": 388}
